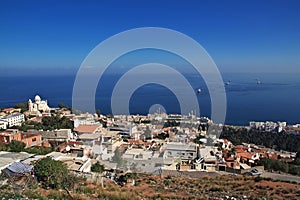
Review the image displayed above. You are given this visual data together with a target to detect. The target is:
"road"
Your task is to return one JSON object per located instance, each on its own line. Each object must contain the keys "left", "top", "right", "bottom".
{"left": 261, "top": 172, "right": 300, "bottom": 183}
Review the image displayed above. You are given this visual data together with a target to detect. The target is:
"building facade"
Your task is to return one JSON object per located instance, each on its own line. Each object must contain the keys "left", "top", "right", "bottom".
{"left": 28, "top": 95, "right": 50, "bottom": 113}
{"left": 2, "top": 113, "right": 25, "bottom": 127}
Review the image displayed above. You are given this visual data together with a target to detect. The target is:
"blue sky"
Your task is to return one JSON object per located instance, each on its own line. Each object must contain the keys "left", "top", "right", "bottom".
{"left": 0, "top": 0, "right": 300, "bottom": 75}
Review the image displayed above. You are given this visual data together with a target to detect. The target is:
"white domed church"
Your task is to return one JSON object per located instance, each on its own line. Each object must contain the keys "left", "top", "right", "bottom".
{"left": 28, "top": 95, "right": 50, "bottom": 113}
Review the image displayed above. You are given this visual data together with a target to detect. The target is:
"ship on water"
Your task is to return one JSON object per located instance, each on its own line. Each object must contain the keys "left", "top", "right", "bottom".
{"left": 225, "top": 80, "right": 231, "bottom": 85}
{"left": 256, "top": 78, "right": 263, "bottom": 85}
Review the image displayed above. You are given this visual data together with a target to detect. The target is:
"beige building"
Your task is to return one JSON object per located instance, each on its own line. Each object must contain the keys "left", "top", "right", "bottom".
{"left": 28, "top": 95, "right": 50, "bottom": 113}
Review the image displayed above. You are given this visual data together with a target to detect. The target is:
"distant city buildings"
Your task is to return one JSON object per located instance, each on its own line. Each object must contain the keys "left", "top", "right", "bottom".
{"left": 0, "top": 94, "right": 299, "bottom": 178}
{"left": 249, "top": 121, "right": 286, "bottom": 132}
{"left": 73, "top": 113, "right": 100, "bottom": 127}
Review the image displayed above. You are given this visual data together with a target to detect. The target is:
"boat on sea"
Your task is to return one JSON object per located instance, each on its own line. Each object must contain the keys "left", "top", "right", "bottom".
{"left": 225, "top": 80, "right": 231, "bottom": 85}
{"left": 256, "top": 78, "right": 262, "bottom": 84}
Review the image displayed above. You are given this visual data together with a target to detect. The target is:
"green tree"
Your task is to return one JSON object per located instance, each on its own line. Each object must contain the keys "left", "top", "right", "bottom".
{"left": 91, "top": 162, "right": 105, "bottom": 173}
{"left": 156, "top": 132, "right": 169, "bottom": 140}
{"left": 24, "top": 147, "right": 53, "bottom": 155}
{"left": 60, "top": 116, "right": 74, "bottom": 130}
{"left": 14, "top": 102, "right": 28, "bottom": 113}
{"left": 220, "top": 126, "right": 300, "bottom": 152}
{"left": 7, "top": 140, "right": 25, "bottom": 152}
{"left": 42, "top": 116, "right": 60, "bottom": 129}
{"left": 41, "top": 116, "right": 74, "bottom": 131}
{"left": 293, "top": 151, "right": 300, "bottom": 165}
{"left": 34, "top": 157, "right": 75, "bottom": 190}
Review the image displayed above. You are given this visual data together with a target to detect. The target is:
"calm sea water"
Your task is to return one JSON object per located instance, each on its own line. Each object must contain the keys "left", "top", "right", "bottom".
{"left": 0, "top": 73, "right": 299, "bottom": 126}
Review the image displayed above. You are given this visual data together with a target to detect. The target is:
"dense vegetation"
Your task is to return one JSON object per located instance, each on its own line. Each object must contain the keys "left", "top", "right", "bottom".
{"left": 258, "top": 158, "right": 300, "bottom": 176}
{"left": 18, "top": 115, "right": 74, "bottom": 131}
{"left": 163, "top": 120, "right": 199, "bottom": 129}
{"left": 41, "top": 116, "right": 74, "bottom": 130}
{"left": 34, "top": 157, "right": 81, "bottom": 191}
{"left": 0, "top": 140, "right": 52, "bottom": 155}
{"left": 220, "top": 126, "right": 300, "bottom": 152}
{"left": 5, "top": 140, "right": 25, "bottom": 152}
{"left": 91, "top": 162, "right": 105, "bottom": 173}
{"left": 13, "top": 102, "right": 28, "bottom": 113}
{"left": 156, "top": 132, "right": 169, "bottom": 140}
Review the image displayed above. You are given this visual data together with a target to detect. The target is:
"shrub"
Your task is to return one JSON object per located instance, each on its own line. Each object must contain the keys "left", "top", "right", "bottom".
{"left": 254, "top": 176, "right": 263, "bottom": 182}
{"left": 91, "top": 162, "right": 104, "bottom": 173}
{"left": 34, "top": 157, "right": 76, "bottom": 190}
{"left": 7, "top": 140, "right": 25, "bottom": 152}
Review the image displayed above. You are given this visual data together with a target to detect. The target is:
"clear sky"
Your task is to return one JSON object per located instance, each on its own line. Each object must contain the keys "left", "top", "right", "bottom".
{"left": 0, "top": 0, "right": 300, "bottom": 75}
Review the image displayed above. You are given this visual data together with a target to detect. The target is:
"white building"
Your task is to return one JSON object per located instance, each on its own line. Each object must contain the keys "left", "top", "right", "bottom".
{"left": 0, "top": 120, "right": 8, "bottom": 129}
{"left": 163, "top": 142, "right": 198, "bottom": 160}
{"left": 249, "top": 121, "right": 265, "bottom": 130}
{"left": 122, "top": 148, "right": 164, "bottom": 173}
{"left": 277, "top": 121, "right": 287, "bottom": 132}
{"left": 92, "top": 135, "right": 122, "bottom": 160}
{"left": 28, "top": 95, "right": 50, "bottom": 113}
{"left": 73, "top": 113, "right": 100, "bottom": 127}
{"left": 2, "top": 113, "right": 25, "bottom": 127}
{"left": 250, "top": 121, "right": 286, "bottom": 132}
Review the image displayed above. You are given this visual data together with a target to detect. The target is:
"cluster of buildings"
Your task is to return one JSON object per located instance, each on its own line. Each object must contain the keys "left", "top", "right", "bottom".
{"left": 0, "top": 95, "right": 298, "bottom": 178}
{"left": 249, "top": 120, "right": 300, "bottom": 134}
{"left": 249, "top": 121, "right": 287, "bottom": 132}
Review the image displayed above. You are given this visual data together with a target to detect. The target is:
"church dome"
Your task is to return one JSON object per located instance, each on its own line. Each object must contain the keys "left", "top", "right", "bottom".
{"left": 35, "top": 95, "right": 41, "bottom": 102}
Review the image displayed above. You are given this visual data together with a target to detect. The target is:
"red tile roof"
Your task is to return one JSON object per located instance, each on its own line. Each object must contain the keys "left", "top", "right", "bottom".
{"left": 128, "top": 139, "right": 144, "bottom": 145}
{"left": 68, "top": 141, "right": 83, "bottom": 146}
{"left": 237, "top": 152, "right": 253, "bottom": 160}
{"left": 74, "top": 125, "right": 100, "bottom": 133}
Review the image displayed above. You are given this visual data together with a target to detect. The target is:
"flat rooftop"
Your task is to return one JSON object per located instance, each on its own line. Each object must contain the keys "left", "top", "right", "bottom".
{"left": 0, "top": 151, "right": 34, "bottom": 171}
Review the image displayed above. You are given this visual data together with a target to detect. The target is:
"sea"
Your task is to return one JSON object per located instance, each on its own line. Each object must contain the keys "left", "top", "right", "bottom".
{"left": 0, "top": 72, "right": 299, "bottom": 126}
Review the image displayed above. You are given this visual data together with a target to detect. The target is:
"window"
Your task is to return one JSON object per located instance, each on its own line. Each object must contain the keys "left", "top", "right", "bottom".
{"left": 32, "top": 138, "right": 37, "bottom": 142}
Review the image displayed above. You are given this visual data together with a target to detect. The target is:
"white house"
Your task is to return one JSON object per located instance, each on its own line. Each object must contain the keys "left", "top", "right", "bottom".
{"left": 0, "top": 120, "right": 8, "bottom": 130}
{"left": 2, "top": 113, "right": 25, "bottom": 127}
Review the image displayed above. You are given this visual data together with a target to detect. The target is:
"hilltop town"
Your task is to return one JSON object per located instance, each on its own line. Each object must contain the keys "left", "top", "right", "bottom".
{"left": 0, "top": 95, "right": 300, "bottom": 199}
